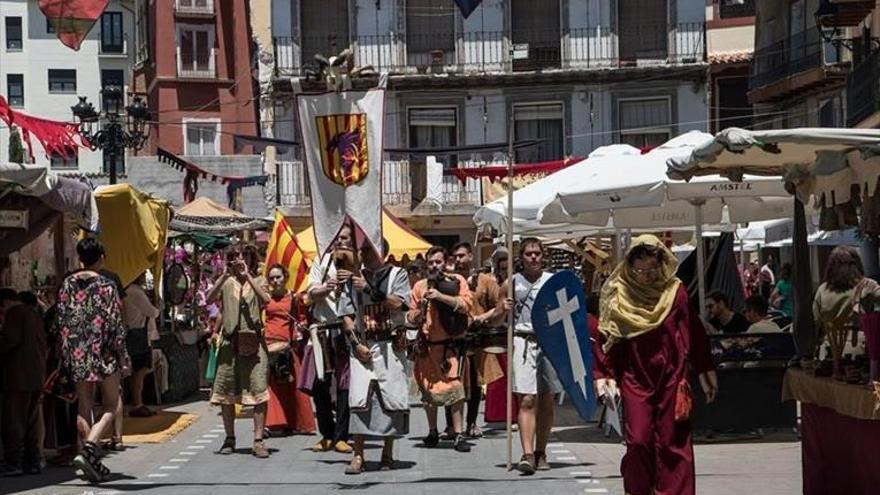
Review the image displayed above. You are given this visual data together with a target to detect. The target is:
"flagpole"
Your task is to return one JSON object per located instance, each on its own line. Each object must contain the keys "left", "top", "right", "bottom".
{"left": 505, "top": 113, "right": 515, "bottom": 472}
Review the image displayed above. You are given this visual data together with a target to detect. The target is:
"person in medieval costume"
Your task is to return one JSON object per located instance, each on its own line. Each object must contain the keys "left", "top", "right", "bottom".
{"left": 338, "top": 239, "right": 412, "bottom": 475}
{"left": 410, "top": 245, "right": 474, "bottom": 453}
{"left": 595, "top": 234, "right": 718, "bottom": 495}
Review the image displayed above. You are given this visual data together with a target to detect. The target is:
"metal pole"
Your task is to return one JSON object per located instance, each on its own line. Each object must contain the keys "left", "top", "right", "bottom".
{"left": 693, "top": 201, "right": 707, "bottom": 318}
{"left": 505, "top": 113, "right": 515, "bottom": 472}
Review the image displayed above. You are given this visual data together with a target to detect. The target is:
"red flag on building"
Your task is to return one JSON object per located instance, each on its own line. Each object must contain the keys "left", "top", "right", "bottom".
{"left": 38, "top": 0, "right": 110, "bottom": 51}
{"left": 264, "top": 211, "right": 309, "bottom": 291}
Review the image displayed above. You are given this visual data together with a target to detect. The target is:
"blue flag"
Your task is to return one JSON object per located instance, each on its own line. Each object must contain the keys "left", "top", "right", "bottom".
{"left": 454, "top": 0, "right": 483, "bottom": 18}
{"left": 532, "top": 270, "right": 597, "bottom": 421}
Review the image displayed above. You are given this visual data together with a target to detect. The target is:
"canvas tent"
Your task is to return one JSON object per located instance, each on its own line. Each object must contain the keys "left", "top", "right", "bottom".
{"left": 297, "top": 209, "right": 431, "bottom": 262}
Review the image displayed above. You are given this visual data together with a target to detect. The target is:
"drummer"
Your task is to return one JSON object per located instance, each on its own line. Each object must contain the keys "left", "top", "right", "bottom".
{"left": 452, "top": 242, "right": 504, "bottom": 438}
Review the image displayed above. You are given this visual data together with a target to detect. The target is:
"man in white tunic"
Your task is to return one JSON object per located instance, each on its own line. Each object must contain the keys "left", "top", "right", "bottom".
{"left": 498, "top": 238, "right": 563, "bottom": 475}
{"left": 338, "top": 239, "right": 412, "bottom": 475}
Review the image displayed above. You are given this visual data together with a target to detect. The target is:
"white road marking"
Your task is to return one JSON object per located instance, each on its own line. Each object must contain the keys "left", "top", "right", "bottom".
{"left": 569, "top": 471, "right": 593, "bottom": 477}
{"left": 577, "top": 479, "right": 601, "bottom": 484}
{"left": 546, "top": 442, "right": 565, "bottom": 448}
{"left": 147, "top": 473, "right": 169, "bottom": 478}
{"left": 210, "top": 429, "right": 225, "bottom": 433}
{"left": 168, "top": 458, "right": 190, "bottom": 463}
{"left": 179, "top": 451, "right": 198, "bottom": 456}
{"left": 556, "top": 456, "right": 578, "bottom": 461}
{"left": 202, "top": 434, "right": 220, "bottom": 438}
{"left": 550, "top": 450, "right": 571, "bottom": 454}
{"left": 131, "top": 481, "right": 155, "bottom": 485}
{"left": 159, "top": 465, "right": 180, "bottom": 470}
{"left": 195, "top": 439, "right": 213, "bottom": 444}
{"left": 583, "top": 489, "right": 608, "bottom": 494}
{"left": 186, "top": 445, "right": 205, "bottom": 450}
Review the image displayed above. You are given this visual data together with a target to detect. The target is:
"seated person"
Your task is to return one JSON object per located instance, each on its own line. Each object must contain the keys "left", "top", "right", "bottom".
{"left": 706, "top": 291, "right": 750, "bottom": 334}
{"left": 743, "top": 295, "right": 781, "bottom": 334}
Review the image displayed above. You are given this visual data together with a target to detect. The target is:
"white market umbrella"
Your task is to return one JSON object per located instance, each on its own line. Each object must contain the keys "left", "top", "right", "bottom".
{"left": 473, "top": 143, "right": 643, "bottom": 237}
{"left": 538, "top": 131, "right": 793, "bottom": 313}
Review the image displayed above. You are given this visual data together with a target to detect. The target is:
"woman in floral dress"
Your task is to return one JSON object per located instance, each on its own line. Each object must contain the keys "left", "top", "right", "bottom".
{"left": 56, "top": 238, "right": 127, "bottom": 483}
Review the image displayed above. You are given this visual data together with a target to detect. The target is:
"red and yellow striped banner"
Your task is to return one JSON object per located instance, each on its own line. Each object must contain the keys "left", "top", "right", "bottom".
{"left": 264, "top": 211, "right": 309, "bottom": 291}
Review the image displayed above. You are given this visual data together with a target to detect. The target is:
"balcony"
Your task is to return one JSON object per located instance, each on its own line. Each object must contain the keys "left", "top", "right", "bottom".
{"left": 273, "top": 23, "right": 705, "bottom": 78}
{"left": 175, "top": 0, "right": 214, "bottom": 16}
{"left": 748, "top": 31, "right": 850, "bottom": 104}
{"left": 817, "top": 0, "right": 875, "bottom": 27}
{"left": 847, "top": 49, "right": 880, "bottom": 127}
{"left": 278, "top": 160, "right": 482, "bottom": 213}
{"left": 177, "top": 48, "right": 216, "bottom": 79}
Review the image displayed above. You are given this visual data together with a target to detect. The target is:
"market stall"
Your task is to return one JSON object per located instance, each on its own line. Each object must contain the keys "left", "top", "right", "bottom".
{"left": 668, "top": 127, "right": 880, "bottom": 494}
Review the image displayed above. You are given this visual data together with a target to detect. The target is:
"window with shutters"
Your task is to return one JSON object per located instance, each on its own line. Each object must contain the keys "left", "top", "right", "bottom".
{"left": 408, "top": 107, "right": 458, "bottom": 164}
{"left": 301, "top": 0, "right": 349, "bottom": 68}
{"left": 618, "top": 0, "right": 668, "bottom": 62}
{"left": 5, "top": 17, "right": 22, "bottom": 51}
{"left": 135, "top": 0, "right": 149, "bottom": 63}
{"left": 177, "top": 24, "right": 215, "bottom": 78}
{"left": 617, "top": 97, "right": 672, "bottom": 148}
{"left": 184, "top": 119, "right": 220, "bottom": 156}
{"left": 513, "top": 103, "right": 564, "bottom": 162}
{"left": 50, "top": 153, "right": 78, "bottom": 170}
{"left": 511, "top": 0, "right": 561, "bottom": 71}
{"left": 406, "top": 0, "right": 455, "bottom": 67}
{"left": 175, "top": 0, "right": 213, "bottom": 15}
{"left": 100, "top": 12, "right": 124, "bottom": 53}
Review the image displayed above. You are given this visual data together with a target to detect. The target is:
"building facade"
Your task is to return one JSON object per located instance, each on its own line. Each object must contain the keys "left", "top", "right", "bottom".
{"left": 265, "top": 0, "right": 711, "bottom": 246}
{"left": 0, "top": 0, "right": 134, "bottom": 173}
{"left": 706, "top": 0, "right": 755, "bottom": 133}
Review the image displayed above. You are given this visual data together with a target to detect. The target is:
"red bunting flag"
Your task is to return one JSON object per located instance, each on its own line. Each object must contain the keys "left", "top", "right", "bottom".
{"left": 38, "top": 0, "right": 110, "bottom": 51}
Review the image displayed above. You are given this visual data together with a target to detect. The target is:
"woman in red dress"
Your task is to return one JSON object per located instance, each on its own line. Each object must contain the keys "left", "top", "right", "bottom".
{"left": 264, "top": 264, "right": 316, "bottom": 435}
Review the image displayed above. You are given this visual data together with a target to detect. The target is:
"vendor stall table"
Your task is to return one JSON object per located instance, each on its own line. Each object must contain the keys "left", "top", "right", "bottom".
{"left": 782, "top": 369, "right": 880, "bottom": 495}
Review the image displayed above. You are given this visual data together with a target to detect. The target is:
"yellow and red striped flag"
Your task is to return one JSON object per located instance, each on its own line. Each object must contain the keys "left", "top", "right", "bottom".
{"left": 264, "top": 211, "right": 309, "bottom": 291}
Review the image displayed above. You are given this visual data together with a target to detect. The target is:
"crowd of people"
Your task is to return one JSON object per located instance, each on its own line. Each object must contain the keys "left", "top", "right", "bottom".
{"left": 3, "top": 225, "right": 875, "bottom": 495}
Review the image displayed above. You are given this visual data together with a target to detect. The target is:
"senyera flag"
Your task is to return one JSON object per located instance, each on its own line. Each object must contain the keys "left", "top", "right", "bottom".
{"left": 297, "top": 88, "right": 385, "bottom": 259}
{"left": 265, "top": 211, "right": 309, "bottom": 292}
{"left": 39, "top": 0, "right": 110, "bottom": 51}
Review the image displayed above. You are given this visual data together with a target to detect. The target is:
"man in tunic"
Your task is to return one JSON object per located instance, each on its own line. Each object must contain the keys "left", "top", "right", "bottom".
{"left": 338, "top": 239, "right": 412, "bottom": 475}
{"left": 307, "top": 225, "right": 353, "bottom": 454}
{"left": 497, "top": 238, "right": 563, "bottom": 475}
{"left": 410, "top": 246, "right": 473, "bottom": 452}
{"left": 452, "top": 241, "right": 504, "bottom": 438}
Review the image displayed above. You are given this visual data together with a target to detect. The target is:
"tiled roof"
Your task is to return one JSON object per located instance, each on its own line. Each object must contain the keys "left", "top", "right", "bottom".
{"left": 709, "top": 50, "right": 754, "bottom": 65}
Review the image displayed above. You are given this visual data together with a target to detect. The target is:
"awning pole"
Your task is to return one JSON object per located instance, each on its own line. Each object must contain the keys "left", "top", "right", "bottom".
{"left": 505, "top": 113, "right": 515, "bottom": 472}
{"left": 694, "top": 201, "right": 707, "bottom": 319}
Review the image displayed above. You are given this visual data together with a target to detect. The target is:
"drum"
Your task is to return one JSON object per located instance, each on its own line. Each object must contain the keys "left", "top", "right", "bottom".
{"left": 475, "top": 328, "right": 509, "bottom": 354}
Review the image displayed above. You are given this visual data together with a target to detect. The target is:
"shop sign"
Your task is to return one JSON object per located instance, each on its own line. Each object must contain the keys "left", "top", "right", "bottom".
{"left": 0, "top": 209, "right": 28, "bottom": 229}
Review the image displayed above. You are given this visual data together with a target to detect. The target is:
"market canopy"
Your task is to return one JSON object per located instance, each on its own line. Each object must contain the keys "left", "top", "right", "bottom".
{"left": 539, "top": 131, "right": 794, "bottom": 228}
{"left": 666, "top": 127, "right": 880, "bottom": 209}
{"left": 95, "top": 184, "right": 171, "bottom": 288}
{"left": 297, "top": 209, "right": 431, "bottom": 262}
{"left": 170, "top": 196, "right": 272, "bottom": 234}
{"left": 1, "top": 163, "right": 98, "bottom": 257}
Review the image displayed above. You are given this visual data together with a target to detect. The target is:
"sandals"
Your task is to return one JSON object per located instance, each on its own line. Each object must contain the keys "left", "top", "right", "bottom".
{"left": 252, "top": 439, "right": 270, "bottom": 459}
{"left": 217, "top": 436, "right": 235, "bottom": 455}
{"left": 106, "top": 436, "right": 125, "bottom": 452}
{"left": 128, "top": 405, "right": 154, "bottom": 418}
{"left": 467, "top": 424, "right": 483, "bottom": 438}
{"left": 345, "top": 455, "right": 365, "bottom": 475}
{"left": 73, "top": 441, "right": 111, "bottom": 483}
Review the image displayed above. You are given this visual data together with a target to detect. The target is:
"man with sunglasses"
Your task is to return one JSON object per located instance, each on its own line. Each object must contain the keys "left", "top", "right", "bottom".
{"left": 497, "top": 238, "right": 563, "bottom": 475}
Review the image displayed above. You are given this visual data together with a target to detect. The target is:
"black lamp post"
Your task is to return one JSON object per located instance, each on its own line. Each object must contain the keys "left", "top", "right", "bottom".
{"left": 71, "top": 86, "right": 150, "bottom": 185}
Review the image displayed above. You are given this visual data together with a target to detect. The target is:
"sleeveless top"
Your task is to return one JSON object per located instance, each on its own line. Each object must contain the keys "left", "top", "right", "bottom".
{"left": 512, "top": 271, "right": 552, "bottom": 333}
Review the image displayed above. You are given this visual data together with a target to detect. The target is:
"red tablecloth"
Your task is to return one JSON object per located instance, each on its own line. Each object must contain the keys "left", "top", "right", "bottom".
{"left": 783, "top": 370, "right": 880, "bottom": 495}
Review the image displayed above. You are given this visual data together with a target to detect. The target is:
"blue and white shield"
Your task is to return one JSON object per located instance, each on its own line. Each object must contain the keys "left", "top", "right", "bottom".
{"left": 533, "top": 270, "right": 597, "bottom": 421}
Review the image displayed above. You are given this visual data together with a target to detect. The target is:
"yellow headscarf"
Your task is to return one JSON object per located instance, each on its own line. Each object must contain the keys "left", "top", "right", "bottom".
{"left": 599, "top": 234, "right": 681, "bottom": 351}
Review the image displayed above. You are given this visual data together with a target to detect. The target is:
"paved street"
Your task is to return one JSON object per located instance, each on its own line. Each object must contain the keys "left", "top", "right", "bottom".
{"left": 6, "top": 397, "right": 802, "bottom": 495}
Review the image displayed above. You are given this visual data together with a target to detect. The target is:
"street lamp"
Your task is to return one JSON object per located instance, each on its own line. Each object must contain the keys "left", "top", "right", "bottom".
{"left": 71, "top": 87, "right": 150, "bottom": 185}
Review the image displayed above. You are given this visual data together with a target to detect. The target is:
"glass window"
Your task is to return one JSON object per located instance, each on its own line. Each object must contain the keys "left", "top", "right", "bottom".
{"left": 618, "top": 98, "right": 671, "bottom": 148}
{"left": 46, "top": 18, "right": 56, "bottom": 34}
{"left": 178, "top": 26, "right": 214, "bottom": 76}
{"left": 185, "top": 121, "right": 218, "bottom": 155}
{"left": 48, "top": 69, "right": 77, "bottom": 93}
{"left": 406, "top": 0, "right": 455, "bottom": 66}
{"left": 103, "top": 151, "right": 125, "bottom": 175}
{"left": 5, "top": 17, "right": 22, "bottom": 50}
{"left": 301, "top": 0, "right": 349, "bottom": 66}
{"left": 719, "top": 0, "right": 755, "bottom": 19}
{"left": 101, "top": 12, "right": 124, "bottom": 53}
{"left": 101, "top": 70, "right": 125, "bottom": 112}
{"left": 50, "top": 153, "right": 78, "bottom": 169}
{"left": 7, "top": 74, "right": 24, "bottom": 107}
{"left": 514, "top": 103, "right": 564, "bottom": 162}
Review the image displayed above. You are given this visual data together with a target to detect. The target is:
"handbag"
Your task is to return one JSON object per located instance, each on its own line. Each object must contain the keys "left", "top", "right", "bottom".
{"left": 43, "top": 368, "right": 77, "bottom": 403}
{"left": 235, "top": 287, "right": 263, "bottom": 357}
{"left": 674, "top": 378, "right": 693, "bottom": 422}
{"left": 205, "top": 342, "right": 218, "bottom": 382}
